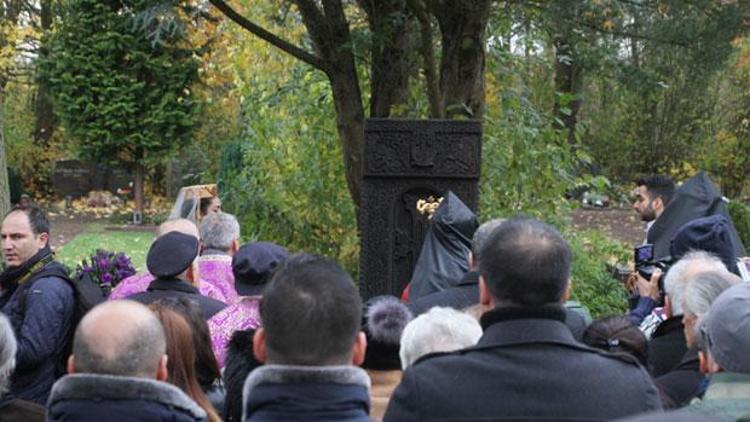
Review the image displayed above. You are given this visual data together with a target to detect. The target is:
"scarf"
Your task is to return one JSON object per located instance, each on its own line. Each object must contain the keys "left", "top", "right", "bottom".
{"left": 0, "top": 245, "right": 54, "bottom": 292}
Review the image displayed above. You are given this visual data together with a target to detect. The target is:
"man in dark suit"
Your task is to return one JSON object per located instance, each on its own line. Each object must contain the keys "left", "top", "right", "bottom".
{"left": 128, "top": 231, "right": 226, "bottom": 320}
{"left": 385, "top": 217, "right": 663, "bottom": 421}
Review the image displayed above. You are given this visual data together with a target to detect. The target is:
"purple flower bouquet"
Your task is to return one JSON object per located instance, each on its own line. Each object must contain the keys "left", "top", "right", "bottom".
{"left": 75, "top": 250, "right": 136, "bottom": 296}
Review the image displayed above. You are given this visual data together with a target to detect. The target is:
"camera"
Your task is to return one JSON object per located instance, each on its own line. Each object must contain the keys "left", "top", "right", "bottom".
{"left": 634, "top": 244, "right": 672, "bottom": 294}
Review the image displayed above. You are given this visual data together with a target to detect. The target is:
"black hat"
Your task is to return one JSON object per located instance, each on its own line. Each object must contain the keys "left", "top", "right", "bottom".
{"left": 670, "top": 215, "right": 738, "bottom": 273}
{"left": 147, "top": 231, "right": 200, "bottom": 278}
{"left": 232, "top": 242, "right": 289, "bottom": 296}
{"left": 362, "top": 295, "right": 413, "bottom": 370}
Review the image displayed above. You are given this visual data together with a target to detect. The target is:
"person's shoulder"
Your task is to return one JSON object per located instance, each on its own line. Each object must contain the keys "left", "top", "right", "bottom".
{"left": 31, "top": 273, "right": 73, "bottom": 295}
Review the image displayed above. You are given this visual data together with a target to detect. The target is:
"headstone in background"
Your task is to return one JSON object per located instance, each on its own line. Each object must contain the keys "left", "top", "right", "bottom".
{"left": 359, "top": 119, "right": 482, "bottom": 300}
{"left": 52, "top": 160, "right": 133, "bottom": 198}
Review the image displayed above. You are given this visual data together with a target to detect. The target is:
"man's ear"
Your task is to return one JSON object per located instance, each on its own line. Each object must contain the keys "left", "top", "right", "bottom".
{"left": 186, "top": 262, "right": 200, "bottom": 287}
{"left": 664, "top": 296, "right": 673, "bottom": 319}
{"left": 253, "top": 328, "right": 268, "bottom": 364}
{"left": 67, "top": 355, "right": 76, "bottom": 374}
{"left": 479, "top": 275, "right": 493, "bottom": 307}
{"left": 652, "top": 196, "right": 664, "bottom": 213}
{"left": 562, "top": 281, "right": 572, "bottom": 303}
{"left": 156, "top": 355, "right": 169, "bottom": 381}
{"left": 352, "top": 331, "right": 367, "bottom": 366}
{"left": 231, "top": 239, "right": 240, "bottom": 254}
{"left": 698, "top": 350, "right": 709, "bottom": 375}
{"left": 36, "top": 232, "right": 49, "bottom": 249}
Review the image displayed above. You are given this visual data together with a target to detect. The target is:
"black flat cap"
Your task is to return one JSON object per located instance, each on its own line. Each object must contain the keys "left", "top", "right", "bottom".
{"left": 232, "top": 241, "right": 289, "bottom": 296}
{"left": 147, "top": 231, "right": 200, "bottom": 278}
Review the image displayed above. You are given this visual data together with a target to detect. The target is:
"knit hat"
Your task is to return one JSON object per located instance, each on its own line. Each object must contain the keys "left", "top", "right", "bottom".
{"left": 361, "top": 296, "right": 413, "bottom": 370}
{"left": 701, "top": 282, "right": 750, "bottom": 373}
{"left": 670, "top": 214, "right": 737, "bottom": 273}
{"left": 232, "top": 242, "right": 289, "bottom": 296}
{"left": 147, "top": 231, "right": 200, "bottom": 278}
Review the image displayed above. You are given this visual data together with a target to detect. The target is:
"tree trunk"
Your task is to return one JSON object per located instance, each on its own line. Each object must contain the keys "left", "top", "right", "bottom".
{"left": 133, "top": 162, "right": 144, "bottom": 224}
{"left": 360, "top": 0, "right": 418, "bottom": 117}
{"left": 552, "top": 37, "right": 583, "bottom": 144}
{"left": 431, "top": 0, "right": 492, "bottom": 119}
{"left": 34, "top": 0, "right": 56, "bottom": 146}
{"left": 0, "top": 87, "right": 11, "bottom": 217}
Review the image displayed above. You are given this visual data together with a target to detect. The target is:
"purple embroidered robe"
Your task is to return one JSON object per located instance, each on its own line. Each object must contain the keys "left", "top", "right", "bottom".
{"left": 196, "top": 254, "right": 239, "bottom": 304}
{"left": 108, "top": 271, "right": 229, "bottom": 303}
{"left": 208, "top": 296, "right": 261, "bottom": 368}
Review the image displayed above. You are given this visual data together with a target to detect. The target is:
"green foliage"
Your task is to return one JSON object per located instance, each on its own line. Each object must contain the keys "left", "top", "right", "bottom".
{"left": 56, "top": 230, "right": 154, "bottom": 272}
{"left": 221, "top": 64, "right": 359, "bottom": 275}
{"left": 566, "top": 228, "right": 630, "bottom": 318}
{"left": 480, "top": 41, "right": 579, "bottom": 220}
{"left": 38, "top": 0, "right": 201, "bottom": 168}
{"left": 728, "top": 201, "right": 750, "bottom": 251}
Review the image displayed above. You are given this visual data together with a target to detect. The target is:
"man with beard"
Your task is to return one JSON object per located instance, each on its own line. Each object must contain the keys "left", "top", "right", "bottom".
{"left": 0, "top": 205, "right": 74, "bottom": 405}
{"left": 633, "top": 175, "right": 675, "bottom": 242}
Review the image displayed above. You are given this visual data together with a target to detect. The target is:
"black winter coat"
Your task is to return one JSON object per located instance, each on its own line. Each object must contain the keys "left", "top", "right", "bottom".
{"left": 649, "top": 317, "right": 688, "bottom": 377}
{"left": 384, "top": 306, "right": 663, "bottom": 421}
{"left": 242, "top": 365, "right": 371, "bottom": 421}
{"left": 47, "top": 374, "right": 207, "bottom": 422}
{"left": 128, "top": 277, "right": 226, "bottom": 320}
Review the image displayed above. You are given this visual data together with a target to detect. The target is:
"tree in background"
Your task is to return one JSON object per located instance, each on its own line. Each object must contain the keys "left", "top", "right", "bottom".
{"left": 39, "top": 0, "right": 201, "bottom": 222}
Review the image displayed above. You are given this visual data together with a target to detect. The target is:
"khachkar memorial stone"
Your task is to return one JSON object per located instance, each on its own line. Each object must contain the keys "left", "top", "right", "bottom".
{"left": 360, "top": 118, "right": 482, "bottom": 300}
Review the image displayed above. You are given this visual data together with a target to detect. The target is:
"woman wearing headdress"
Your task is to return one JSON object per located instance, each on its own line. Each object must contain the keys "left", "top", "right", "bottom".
{"left": 169, "top": 184, "right": 222, "bottom": 224}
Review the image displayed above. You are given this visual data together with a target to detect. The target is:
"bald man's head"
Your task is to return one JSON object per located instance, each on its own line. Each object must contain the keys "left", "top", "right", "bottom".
{"left": 157, "top": 218, "right": 200, "bottom": 239}
{"left": 72, "top": 301, "right": 166, "bottom": 378}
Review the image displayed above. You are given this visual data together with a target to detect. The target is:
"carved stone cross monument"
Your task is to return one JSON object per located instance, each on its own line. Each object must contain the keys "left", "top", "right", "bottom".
{"left": 359, "top": 118, "right": 482, "bottom": 300}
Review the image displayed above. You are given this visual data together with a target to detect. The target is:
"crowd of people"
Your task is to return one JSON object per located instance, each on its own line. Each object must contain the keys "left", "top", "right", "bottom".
{"left": 0, "top": 175, "right": 749, "bottom": 421}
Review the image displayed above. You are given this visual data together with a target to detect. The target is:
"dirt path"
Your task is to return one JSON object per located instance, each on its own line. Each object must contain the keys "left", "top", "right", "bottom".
{"left": 571, "top": 206, "right": 645, "bottom": 246}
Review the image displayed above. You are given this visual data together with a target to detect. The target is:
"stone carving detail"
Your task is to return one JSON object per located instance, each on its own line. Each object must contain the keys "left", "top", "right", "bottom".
{"left": 360, "top": 119, "right": 482, "bottom": 299}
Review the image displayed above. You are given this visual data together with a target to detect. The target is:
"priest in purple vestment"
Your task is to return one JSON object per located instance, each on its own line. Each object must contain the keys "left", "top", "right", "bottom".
{"left": 208, "top": 241, "right": 289, "bottom": 367}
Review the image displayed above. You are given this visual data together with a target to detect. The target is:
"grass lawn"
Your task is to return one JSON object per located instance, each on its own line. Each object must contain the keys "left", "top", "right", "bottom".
{"left": 56, "top": 228, "right": 154, "bottom": 272}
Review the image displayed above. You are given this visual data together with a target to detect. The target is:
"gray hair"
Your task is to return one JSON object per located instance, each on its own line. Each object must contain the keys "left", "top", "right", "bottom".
{"left": 683, "top": 271, "right": 740, "bottom": 318}
{"left": 74, "top": 302, "right": 166, "bottom": 378}
{"left": 472, "top": 218, "right": 506, "bottom": 259}
{"left": 0, "top": 314, "right": 17, "bottom": 396}
{"left": 664, "top": 250, "right": 728, "bottom": 316}
{"left": 399, "top": 307, "right": 482, "bottom": 369}
{"left": 200, "top": 212, "right": 240, "bottom": 251}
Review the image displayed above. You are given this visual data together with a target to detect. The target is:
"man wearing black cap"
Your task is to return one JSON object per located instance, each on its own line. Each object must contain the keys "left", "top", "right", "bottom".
{"left": 207, "top": 241, "right": 288, "bottom": 368}
{"left": 128, "top": 231, "right": 226, "bottom": 320}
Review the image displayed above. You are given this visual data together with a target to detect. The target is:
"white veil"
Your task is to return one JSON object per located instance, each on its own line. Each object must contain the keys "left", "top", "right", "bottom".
{"left": 168, "top": 184, "right": 218, "bottom": 223}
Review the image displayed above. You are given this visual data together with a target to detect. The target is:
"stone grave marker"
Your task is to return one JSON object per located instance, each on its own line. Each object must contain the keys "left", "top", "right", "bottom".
{"left": 359, "top": 118, "right": 482, "bottom": 299}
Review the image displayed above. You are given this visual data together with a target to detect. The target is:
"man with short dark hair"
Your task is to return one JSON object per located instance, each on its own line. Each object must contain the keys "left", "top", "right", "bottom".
{"left": 0, "top": 205, "right": 74, "bottom": 405}
{"left": 385, "top": 217, "right": 662, "bottom": 421}
{"left": 633, "top": 175, "right": 675, "bottom": 238}
{"left": 243, "top": 253, "right": 370, "bottom": 421}
{"left": 47, "top": 301, "right": 206, "bottom": 421}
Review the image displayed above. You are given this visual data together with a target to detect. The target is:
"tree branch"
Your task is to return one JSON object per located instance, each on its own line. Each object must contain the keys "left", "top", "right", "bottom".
{"left": 208, "top": 0, "right": 329, "bottom": 72}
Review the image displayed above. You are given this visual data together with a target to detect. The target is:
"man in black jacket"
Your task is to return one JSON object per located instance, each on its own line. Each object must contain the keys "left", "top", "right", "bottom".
{"left": 242, "top": 254, "right": 370, "bottom": 421}
{"left": 47, "top": 300, "right": 206, "bottom": 421}
{"left": 384, "top": 217, "right": 663, "bottom": 421}
{"left": 128, "top": 231, "right": 225, "bottom": 320}
{"left": 0, "top": 205, "right": 74, "bottom": 405}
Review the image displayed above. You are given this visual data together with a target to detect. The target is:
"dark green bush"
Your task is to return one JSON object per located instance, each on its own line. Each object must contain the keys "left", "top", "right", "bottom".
{"left": 728, "top": 201, "right": 750, "bottom": 250}
{"left": 565, "top": 228, "right": 630, "bottom": 319}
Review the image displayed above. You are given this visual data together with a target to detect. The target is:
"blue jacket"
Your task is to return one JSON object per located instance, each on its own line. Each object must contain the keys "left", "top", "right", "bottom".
{"left": 0, "top": 264, "right": 74, "bottom": 405}
{"left": 47, "top": 373, "right": 207, "bottom": 422}
{"left": 242, "top": 365, "right": 371, "bottom": 421}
